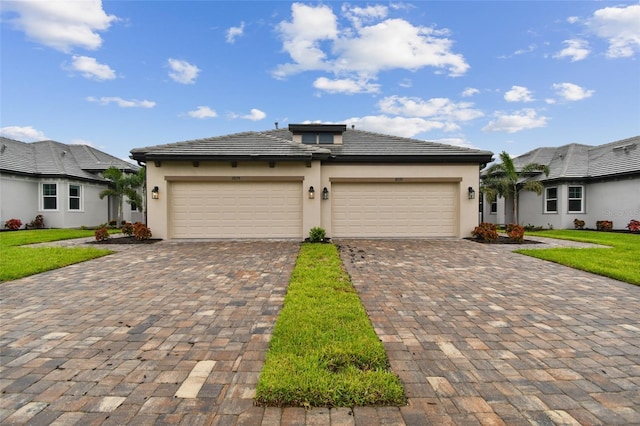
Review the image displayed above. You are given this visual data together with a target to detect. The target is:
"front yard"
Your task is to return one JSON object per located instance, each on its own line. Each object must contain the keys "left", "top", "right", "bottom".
{"left": 0, "top": 229, "right": 113, "bottom": 282}
{"left": 516, "top": 230, "right": 639, "bottom": 285}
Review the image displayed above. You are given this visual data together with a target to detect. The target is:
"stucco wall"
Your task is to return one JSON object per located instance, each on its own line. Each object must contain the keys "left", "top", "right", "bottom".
{"left": 502, "top": 176, "right": 639, "bottom": 230}
{"left": 146, "top": 160, "right": 481, "bottom": 240}
{"left": 0, "top": 175, "right": 110, "bottom": 228}
{"left": 0, "top": 174, "right": 38, "bottom": 225}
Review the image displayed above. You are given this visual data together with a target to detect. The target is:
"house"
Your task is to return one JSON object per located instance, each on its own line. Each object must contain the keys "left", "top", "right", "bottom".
{"left": 0, "top": 137, "right": 143, "bottom": 229}
{"left": 130, "top": 124, "right": 493, "bottom": 240}
{"left": 481, "top": 136, "right": 640, "bottom": 229}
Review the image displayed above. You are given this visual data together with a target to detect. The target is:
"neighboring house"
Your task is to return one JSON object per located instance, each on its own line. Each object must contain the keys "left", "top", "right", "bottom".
{"left": 481, "top": 136, "right": 640, "bottom": 229}
{"left": 130, "top": 124, "right": 493, "bottom": 240}
{"left": 0, "top": 137, "right": 143, "bottom": 229}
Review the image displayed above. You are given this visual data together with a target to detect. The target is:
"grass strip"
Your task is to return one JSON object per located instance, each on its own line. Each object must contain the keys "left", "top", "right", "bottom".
{"left": 255, "top": 243, "right": 406, "bottom": 408}
{"left": 0, "top": 229, "right": 113, "bottom": 282}
{"left": 515, "top": 230, "right": 639, "bottom": 285}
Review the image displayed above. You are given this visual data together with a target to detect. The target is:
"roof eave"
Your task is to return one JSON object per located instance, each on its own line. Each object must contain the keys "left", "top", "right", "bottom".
{"left": 325, "top": 154, "right": 494, "bottom": 164}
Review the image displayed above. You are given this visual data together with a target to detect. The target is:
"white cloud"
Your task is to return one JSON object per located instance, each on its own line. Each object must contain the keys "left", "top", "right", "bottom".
{"left": 2, "top": 0, "right": 117, "bottom": 52}
{"left": 0, "top": 125, "right": 48, "bottom": 141}
{"left": 587, "top": 4, "right": 640, "bottom": 58}
{"left": 378, "top": 95, "right": 483, "bottom": 122}
{"left": 69, "top": 139, "right": 96, "bottom": 147}
{"left": 504, "top": 85, "right": 534, "bottom": 103}
{"left": 567, "top": 16, "right": 580, "bottom": 24}
{"left": 187, "top": 106, "right": 217, "bottom": 119}
{"left": 344, "top": 115, "right": 459, "bottom": 138}
{"left": 167, "top": 58, "right": 200, "bottom": 84}
{"left": 462, "top": 87, "right": 479, "bottom": 97}
{"left": 67, "top": 55, "right": 116, "bottom": 80}
{"left": 237, "top": 108, "right": 266, "bottom": 121}
{"left": 226, "top": 22, "right": 245, "bottom": 44}
{"left": 554, "top": 39, "right": 590, "bottom": 62}
{"left": 342, "top": 4, "right": 388, "bottom": 28}
{"left": 430, "top": 137, "right": 476, "bottom": 149}
{"left": 273, "top": 3, "right": 469, "bottom": 81}
{"left": 87, "top": 96, "right": 156, "bottom": 108}
{"left": 552, "top": 82, "right": 594, "bottom": 101}
{"left": 482, "top": 109, "right": 548, "bottom": 133}
{"left": 398, "top": 78, "right": 412, "bottom": 88}
{"left": 313, "top": 77, "right": 380, "bottom": 94}
{"left": 499, "top": 44, "right": 536, "bottom": 59}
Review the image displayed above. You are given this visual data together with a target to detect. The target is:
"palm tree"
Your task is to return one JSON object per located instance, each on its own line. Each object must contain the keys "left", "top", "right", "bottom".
{"left": 481, "top": 151, "right": 549, "bottom": 224}
{"left": 99, "top": 167, "right": 144, "bottom": 224}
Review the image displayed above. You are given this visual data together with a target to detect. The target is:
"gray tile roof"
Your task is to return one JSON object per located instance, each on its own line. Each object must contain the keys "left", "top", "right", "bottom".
{"left": 510, "top": 135, "right": 640, "bottom": 181}
{"left": 130, "top": 126, "right": 494, "bottom": 164}
{"left": 0, "top": 137, "right": 138, "bottom": 182}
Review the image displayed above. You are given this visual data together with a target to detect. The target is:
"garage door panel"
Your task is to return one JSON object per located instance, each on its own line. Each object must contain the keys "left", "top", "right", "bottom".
{"left": 332, "top": 182, "right": 457, "bottom": 237}
{"left": 170, "top": 181, "right": 302, "bottom": 238}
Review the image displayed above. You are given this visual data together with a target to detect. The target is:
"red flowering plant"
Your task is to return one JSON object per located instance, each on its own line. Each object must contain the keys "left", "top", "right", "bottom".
{"left": 627, "top": 219, "right": 640, "bottom": 233}
{"left": 4, "top": 218, "right": 22, "bottom": 230}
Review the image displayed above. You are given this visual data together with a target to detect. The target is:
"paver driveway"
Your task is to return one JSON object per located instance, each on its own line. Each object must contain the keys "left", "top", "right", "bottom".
{"left": 338, "top": 239, "right": 640, "bottom": 425}
{"left": 0, "top": 241, "right": 300, "bottom": 425}
{"left": 1, "top": 238, "right": 639, "bottom": 425}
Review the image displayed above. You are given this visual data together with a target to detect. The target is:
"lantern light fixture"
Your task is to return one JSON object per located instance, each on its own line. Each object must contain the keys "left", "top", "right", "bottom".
{"left": 308, "top": 186, "right": 315, "bottom": 199}
{"left": 468, "top": 186, "right": 475, "bottom": 200}
{"left": 151, "top": 186, "right": 159, "bottom": 199}
{"left": 322, "top": 187, "right": 329, "bottom": 200}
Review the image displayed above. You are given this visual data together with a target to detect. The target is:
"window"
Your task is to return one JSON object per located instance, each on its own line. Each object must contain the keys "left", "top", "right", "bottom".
{"left": 490, "top": 200, "right": 497, "bottom": 214}
{"left": 69, "top": 184, "right": 81, "bottom": 210}
{"left": 545, "top": 187, "right": 557, "bottom": 213}
{"left": 301, "top": 132, "right": 334, "bottom": 144}
{"left": 568, "top": 186, "right": 584, "bottom": 213}
{"left": 42, "top": 183, "right": 57, "bottom": 210}
{"left": 131, "top": 201, "right": 138, "bottom": 211}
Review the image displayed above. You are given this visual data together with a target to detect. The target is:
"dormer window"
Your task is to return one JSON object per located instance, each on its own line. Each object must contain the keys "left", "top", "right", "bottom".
{"left": 302, "top": 132, "right": 334, "bottom": 145}
{"left": 289, "top": 124, "right": 346, "bottom": 145}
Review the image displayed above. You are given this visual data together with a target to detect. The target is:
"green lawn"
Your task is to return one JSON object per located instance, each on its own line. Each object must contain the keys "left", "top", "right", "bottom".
{"left": 255, "top": 243, "right": 406, "bottom": 408}
{"left": 515, "top": 230, "right": 639, "bottom": 285}
{"left": 0, "top": 229, "right": 113, "bottom": 282}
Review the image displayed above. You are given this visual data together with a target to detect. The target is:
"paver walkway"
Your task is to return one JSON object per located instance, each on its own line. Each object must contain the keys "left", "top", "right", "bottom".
{"left": 1, "top": 237, "right": 638, "bottom": 425}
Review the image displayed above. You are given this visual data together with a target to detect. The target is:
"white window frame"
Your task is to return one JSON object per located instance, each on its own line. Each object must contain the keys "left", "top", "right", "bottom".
{"left": 68, "top": 184, "right": 83, "bottom": 211}
{"left": 544, "top": 186, "right": 558, "bottom": 213}
{"left": 41, "top": 183, "right": 58, "bottom": 211}
{"left": 567, "top": 185, "right": 584, "bottom": 213}
{"left": 490, "top": 200, "right": 498, "bottom": 214}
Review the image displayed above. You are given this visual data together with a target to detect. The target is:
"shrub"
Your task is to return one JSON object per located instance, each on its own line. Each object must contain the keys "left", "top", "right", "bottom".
{"left": 596, "top": 220, "right": 613, "bottom": 231}
{"left": 308, "top": 226, "right": 326, "bottom": 243}
{"left": 4, "top": 218, "right": 22, "bottom": 230}
{"left": 627, "top": 219, "right": 640, "bottom": 233}
{"left": 472, "top": 222, "right": 498, "bottom": 242}
{"left": 523, "top": 224, "right": 543, "bottom": 232}
{"left": 95, "top": 226, "right": 110, "bottom": 241}
{"left": 573, "top": 218, "right": 585, "bottom": 230}
{"left": 506, "top": 223, "right": 525, "bottom": 243}
{"left": 121, "top": 221, "right": 134, "bottom": 236}
{"left": 133, "top": 222, "right": 152, "bottom": 240}
{"left": 108, "top": 220, "right": 118, "bottom": 227}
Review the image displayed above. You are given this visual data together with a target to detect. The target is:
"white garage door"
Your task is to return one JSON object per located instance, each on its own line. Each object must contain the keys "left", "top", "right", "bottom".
{"left": 332, "top": 182, "right": 458, "bottom": 237}
{"left": 169, "top": 181, "right": 302, "bottom": 238}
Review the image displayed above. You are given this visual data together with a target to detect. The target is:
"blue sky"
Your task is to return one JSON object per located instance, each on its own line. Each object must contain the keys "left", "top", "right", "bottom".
{"left": 1, "top": 1, "right": 639, "bottom": 163}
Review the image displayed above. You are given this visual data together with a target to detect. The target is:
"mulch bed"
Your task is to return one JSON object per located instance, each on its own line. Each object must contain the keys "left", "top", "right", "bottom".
{"left": 465, "top": 236, "right": 543, "bottom": 245}
{"left": 88, "top": 236, "right": 162, "bottom": 245}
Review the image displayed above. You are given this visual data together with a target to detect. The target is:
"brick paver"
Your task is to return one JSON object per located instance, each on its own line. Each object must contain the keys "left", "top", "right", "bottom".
{"left": 1, "top": 237, "right": 639, "bottom": 425}
{"left": 337, "top": 238, "right": 640, "bottom": 425}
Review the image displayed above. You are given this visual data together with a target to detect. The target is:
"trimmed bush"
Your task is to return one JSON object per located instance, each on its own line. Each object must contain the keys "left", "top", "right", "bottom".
{"left": 121, "top": 221, "right": 134, "bottom": 236}
{"left": 4, "top": 218, "right": 22, "bottom": 230}
{"left": 308, "top": 226, "right": 326, "bottom": 243}
{"left": 627, "top": 219, "right": 640, "bottom": 233}
{"left": 596, "top": 220, "right": 613, "bottom": 231}
{"left": 506, "top": 223, "right": 525, "bottom": 243}
{"left": 94, "top": 226, "right": 110, "bottom": 241}
{"left": 133, "top": 222, "right": 152, "bottom": 240}
{"left": 573, "top": 218, "right": 585, "bottom": 230}
{"left": 472, "top": 222, "right": 498, "bottom": 242}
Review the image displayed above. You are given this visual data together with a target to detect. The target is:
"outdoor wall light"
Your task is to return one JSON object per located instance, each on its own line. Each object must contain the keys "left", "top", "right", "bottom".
{"left": 308, "top": 186, "right": 315, "bottom": 199}
{"left": 468, "top": 186, "right": 475, "bottom": 200}
{"left": 322, "top": 187, "right": 329, "bottom": 200}
{"left": 151, "top": 186, "right": 159, "bottom": 199}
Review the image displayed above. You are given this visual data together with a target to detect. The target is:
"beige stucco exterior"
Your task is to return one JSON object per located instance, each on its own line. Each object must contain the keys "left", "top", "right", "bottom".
{"left": 145, "top": 160, "right": 481, "bottom": 240}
